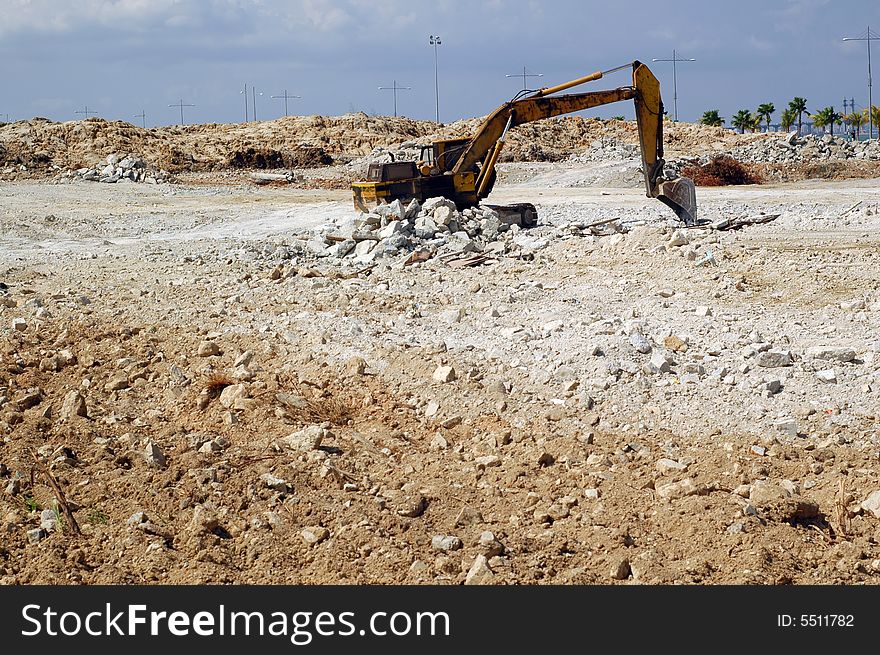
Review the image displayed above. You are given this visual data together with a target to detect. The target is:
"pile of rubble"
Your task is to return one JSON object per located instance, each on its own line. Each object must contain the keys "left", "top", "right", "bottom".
{"left": 729, "top": 132, "right": 880, "bottom": 164}
{"left": 60, "top": 154, "right": 170, "bottom": 184}
{"left": 568, "top": 138, "right": 641, "bottom": 163}
{"left": 302, "top": 197, "right": 537, "bottom": 265}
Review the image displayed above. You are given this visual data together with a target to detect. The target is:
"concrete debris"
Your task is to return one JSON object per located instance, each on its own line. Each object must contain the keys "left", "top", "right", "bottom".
{"left": 62, "top": 153, "right": 169, "bottom": 184}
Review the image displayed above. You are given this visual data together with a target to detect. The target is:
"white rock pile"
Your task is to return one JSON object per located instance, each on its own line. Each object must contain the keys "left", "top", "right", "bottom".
{"left": 61, "top": 153, "right": 170, "bottom": 184}
{"left": 304, "top": 197, "right": 532, "bottom": 264}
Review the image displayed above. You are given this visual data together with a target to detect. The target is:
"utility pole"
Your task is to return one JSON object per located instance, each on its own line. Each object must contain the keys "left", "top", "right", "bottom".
{"left": 75, "top": 106, "right": 98, "bottom": 119}
{"left": 505, "top": 66, "right": 543, "bottom": 93}
{"left": 134, "top": 110, "right": 146, "bottom": 128}
{"left": 652, "top": 50, "right": 696, "bottom": 122}
{"left": 843, "top": 26, "right": 880, "bottom": 139}
{"left": 429, "top": 35, "right": 442, "bottom": 123}
{"left": 1, "top": 114, "right": 9, "bottom": 123}
{"left": 168, "top": 99, "right": 195, "bottom": 125}
{"left": 241, "top": 83, "right": 249, "bottom": 122}
{"left": 271, "top": 90, "right": 301, "bottom": 117}
{"left": 252, "top": 87, "right": 263, "bottom": 122}
{"left": 378, "top": 81, "right": 412, "bottom": 117}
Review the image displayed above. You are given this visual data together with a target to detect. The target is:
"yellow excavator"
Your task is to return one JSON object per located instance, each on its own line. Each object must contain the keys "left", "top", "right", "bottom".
{"left": 352, "top": 61, "right": 697, "bottom": 226}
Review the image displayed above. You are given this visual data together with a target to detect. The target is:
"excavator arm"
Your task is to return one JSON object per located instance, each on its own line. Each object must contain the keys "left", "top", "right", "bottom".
{"left": 452, "top": 61, "right": 697, "bottom": 225}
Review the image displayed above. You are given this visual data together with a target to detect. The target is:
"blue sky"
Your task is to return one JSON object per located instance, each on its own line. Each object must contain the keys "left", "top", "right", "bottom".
{"left": 0, "top": 0, "right": 878, "bottom": 126}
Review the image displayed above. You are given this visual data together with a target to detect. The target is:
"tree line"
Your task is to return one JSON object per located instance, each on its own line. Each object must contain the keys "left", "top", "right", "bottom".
{"left": 698, "top": 101, "right": 880, "bottom": 138}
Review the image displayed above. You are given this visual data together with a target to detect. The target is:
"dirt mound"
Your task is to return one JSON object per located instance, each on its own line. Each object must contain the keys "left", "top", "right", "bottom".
{"left": 0, "top": 114, "right": 765, "bottom": 179}
{"left": 683, "top": 156, "right": 763, "bottom": 186}
{"left": 225, "top": 146, "right": 333, "bottom": 170}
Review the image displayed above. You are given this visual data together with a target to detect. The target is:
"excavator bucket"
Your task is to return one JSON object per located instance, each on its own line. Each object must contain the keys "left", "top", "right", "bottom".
{"left": 657, "top": 177, "right": 698, "bottom": 226}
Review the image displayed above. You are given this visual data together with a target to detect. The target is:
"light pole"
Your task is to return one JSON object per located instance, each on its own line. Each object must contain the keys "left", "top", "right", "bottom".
{"left": 429, "top": 35, "right": 441, "bottom": 123}
{"left": 252, "top": 88, "right": 263, "bottom": 122}
{"left": 505, "top": 66, "right": 542, "bottom": 94}
{"left": 651, "top": 50, "right": 696, "bottom": 122}
{"left": 240, "top": 83, "right": 249, "bottom": 122}
{"left": 271, "top": 90, "right": 302, "bottom": 117}
{"left": 843, "top": 26, "right": 880, "bottom": 140}
{"left": 168, "top": 99, "right": 195, "bottom": 125}
{"left": 378, "top": 81, "right": 412, "bottom": 117}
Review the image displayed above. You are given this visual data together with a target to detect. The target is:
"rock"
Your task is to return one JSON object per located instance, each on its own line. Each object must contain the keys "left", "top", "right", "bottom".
{"left": 60, "top": 390, "right": 87, "bottom": 419}
{"left": 656, "top": 458, "right": 687, "bottom": 473}
{"left": 663, "top": 335, "right": 688, "bottom": 352}
{"left": 396, "top": 495, "right": 428, "bottom": 518}
{"left": 774, "top": 418, "right": 798, "bottom": 438}
{"left": 39, "top": 509, "right": 57, "bottom": 532}
{"left": 27, "top": 528, "right": 47, "bottom": 544}
{"left": 261, "top": 473, "right": 289, "bottom": 493}
{"left": 756, "top": 350, "right": 792, "bottom": 368}
{"left": 465, "top": 554, "right": 496, "bottom": 585}
{"left": 345, "top": 356, "right": 367, "bottom": 376}
{"left": 301, "top": 526, "right": 330, "bottom": 545}
{"left": 432, "top": 365, "right": 456, "bottom": 383}
{"left": 219, "top": 383, "right": 248, "bottom": 408}
{"left": 11, "top": 317, "right": 27, "bottom": 331}
{"left": 475, "top": 455, "right": 501, "bottom": 469}
{"left": 144, "top": 441, "right": 166, "bottom": 468}
{"left": 806, "top": 346, "right": 856, "bottom": 363}
{"left": 455, "top": 507, "right": 484, "bottom": 527}
{"left": 749, "top": 480, "right": 789, "bottom": 505}
{"left": 234, "top": 350, "right": 255, "bottom": 367}
{"left": 610, "top": 557, "right": 631, "bottom": 580}
{"left": 656, "top": 478, "right": 705, "bottom": 500}
{"left": 191, "top": 505, "right": 219, "bottom": 532}
{"left": 629, "top": 331, "right": 652, "bottom": 354}
{"left": 667, "top": 230, "right": 689, "bottom": 247}
{"left": 197, "top": 341, "right": 220, "bottom": 357}
{"left": 816, "top": 369, "right": 837, "bottom": 383}
{"left": 646, "top": 351, "right": 672, "bottom": 374}
{"left": 478, "top": 531, "right": 504, "bottom": 557}
{"left": 15, "top": 389, "right": 43, "bottom": 410}
{"left": 695, "top": 305, "right": 712, "bottom": 317}
{"left": 127, "top": 511, "right": 148, "bottom": 526}
{"left": 431, "top": 535, "right": 463, "bottom": 551}
{"left": 279, "top": 425, "right": 328, "bottom": 451}
{"left": 861, "top": 490, "right": 880, "bottom": 518}
{"left": 104, "top": 375, "right": 129, "bottom": 392}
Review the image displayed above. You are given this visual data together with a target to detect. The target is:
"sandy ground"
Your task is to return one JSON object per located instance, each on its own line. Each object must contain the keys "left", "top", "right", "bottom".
{"left": 2, "top": 167, "right": 880, "bottom": 585}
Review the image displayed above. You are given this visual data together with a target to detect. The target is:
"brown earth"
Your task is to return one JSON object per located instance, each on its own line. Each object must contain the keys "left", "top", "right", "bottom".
{"left": 0, "top": 114, "right": 767, "bottom": 176}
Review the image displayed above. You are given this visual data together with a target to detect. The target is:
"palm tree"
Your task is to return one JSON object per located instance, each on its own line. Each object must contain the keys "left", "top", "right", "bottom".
{"left": 731, "top": 109, "right": 754, "bottom": 134}
{"left": 699, "top": 110, "right": 724, "bottom": 127}
{"left": 788, "top": 97, "right": 808, "bottom": 135}
{"left": 780, "top": 108, "right": 797, "bottom": 132}
{"left": 867, "top": 106, "right": 880, "bottom": 138}
{"left": 811, "top": 107, "right": 843, "bottom": 137}
{"left": 756, "top": 102, "right": 775, "bottom": 132}
{"left": 845, "top": 112, "right": 865, "bottom": 140}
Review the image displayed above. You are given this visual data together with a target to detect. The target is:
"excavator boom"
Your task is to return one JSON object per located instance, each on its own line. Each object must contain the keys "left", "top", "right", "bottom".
{"left": 453, "top": 60, "right": 696, "bottom": 224}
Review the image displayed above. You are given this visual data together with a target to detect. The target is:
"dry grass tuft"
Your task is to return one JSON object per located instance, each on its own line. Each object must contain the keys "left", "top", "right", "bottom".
{"left": 203, "top": 372, "right": 235, "bottom": 398}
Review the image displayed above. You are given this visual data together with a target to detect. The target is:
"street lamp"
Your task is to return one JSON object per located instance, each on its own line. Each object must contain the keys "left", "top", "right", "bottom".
{"left": 378, "top": 81, "right": 412, "bottom": 117}
{"left": 252, "top": 87, "right": 264, "bottom": 122}
{"left": 843, "top": 26, "right": 880, "bottom": 140}
{"left": 240, "top": 83, "right": 249, "bottom": 122}
{"left": 651, "top": 50, "right": 696, "bottom": 122}
{"left": 271, "top": 90, "right": 302, "bottom": 117}
{"left": 429, "top": 35, "right": 441, "bottom": 123}
{"left": 505, "top": 66, "right": 542, "bottom": 94}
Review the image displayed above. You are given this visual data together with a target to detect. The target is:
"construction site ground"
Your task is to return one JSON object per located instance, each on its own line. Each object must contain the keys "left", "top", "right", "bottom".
{"left": 3, "top": 151, "right": 880, "bottom": 585}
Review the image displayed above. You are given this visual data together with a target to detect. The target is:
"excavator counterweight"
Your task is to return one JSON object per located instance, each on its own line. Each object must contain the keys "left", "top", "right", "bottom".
{"left": 352, "top": 61, "right": 697, "bottom": 226}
